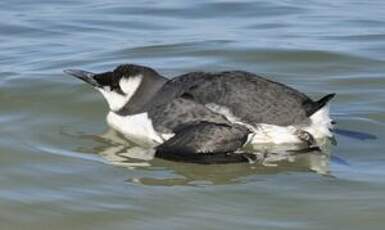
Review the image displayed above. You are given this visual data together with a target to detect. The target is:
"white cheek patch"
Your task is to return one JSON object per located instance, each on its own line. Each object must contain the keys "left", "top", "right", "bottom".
{"left": 96, "top": 75, "right": 143, "bottom": 112}
{"left": 119, "top": 75, "right": 142, "bottom": 99}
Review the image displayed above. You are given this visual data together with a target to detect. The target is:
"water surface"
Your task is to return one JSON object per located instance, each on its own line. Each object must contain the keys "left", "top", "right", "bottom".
{"left": 1, "top": 0, "right": 385, "bottom": 229}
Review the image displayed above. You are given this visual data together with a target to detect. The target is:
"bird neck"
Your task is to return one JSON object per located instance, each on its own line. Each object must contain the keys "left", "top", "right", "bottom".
{"left": 115, "top": 74, "right": 168, "bottom": 115}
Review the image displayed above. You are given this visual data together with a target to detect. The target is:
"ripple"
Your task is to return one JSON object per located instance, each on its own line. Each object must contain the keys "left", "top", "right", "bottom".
{"left": 1, "top": 0, "right": 385, "bottom": 229}
{"left": 92, "top": 1, "right": 305, "bottom": 19}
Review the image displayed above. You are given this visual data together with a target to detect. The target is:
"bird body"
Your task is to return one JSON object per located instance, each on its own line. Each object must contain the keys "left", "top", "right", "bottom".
{"left": 65, "top": 64, "right": 335, "bottom": 163}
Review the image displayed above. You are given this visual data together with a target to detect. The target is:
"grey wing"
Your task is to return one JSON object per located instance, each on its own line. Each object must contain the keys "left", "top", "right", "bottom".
{"left": 157, "top": 71, "right": 333, "bottom": 126}
{"left": 147, "top": 96, "right": 230, "bottom": 133}
{"left": 147, "top": 71, "right": 334, "bottom": 127}
{"left": 184, "top": 71, "right": 312, "bottom": 126}
{"left": 155, "top": 121, "right": 255, "bottom": 164}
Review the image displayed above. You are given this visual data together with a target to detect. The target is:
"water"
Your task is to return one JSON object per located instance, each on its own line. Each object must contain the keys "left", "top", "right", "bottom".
{"left": 1, "top": 0, "right": 385, "bottom": 229}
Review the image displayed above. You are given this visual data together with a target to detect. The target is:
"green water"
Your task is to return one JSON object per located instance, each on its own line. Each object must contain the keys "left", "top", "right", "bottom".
{"left": 1, "top": 0, "right": 385, "bottom": 229}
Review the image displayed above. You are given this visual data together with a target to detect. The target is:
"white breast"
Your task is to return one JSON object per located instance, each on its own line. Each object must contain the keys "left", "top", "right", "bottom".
{"left": 106, "top": 112, "right": 173, "bottom": 147}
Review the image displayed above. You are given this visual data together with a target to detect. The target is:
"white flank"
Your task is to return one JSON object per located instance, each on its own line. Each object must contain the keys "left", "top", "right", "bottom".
{"left": 205, "top": 103, "right": 333, "bottom": 145}
{"left": 250, "top": 106, "right": 333, "bottom": 145}
{"left": 97, "top": 75, "right": 142, "bottom": 112}
{"left": 205, "top": 103, "right": 239, "bottom": 122}
{"left": 205, "top": 103, "right": 256, "bottom": 130}
{"left": 249, "top": 124, "right": 300, "bottom": 144}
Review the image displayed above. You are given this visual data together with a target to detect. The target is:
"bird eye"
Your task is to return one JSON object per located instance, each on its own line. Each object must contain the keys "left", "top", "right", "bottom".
{"left": 93, "top": 71, "right": 114, "bottom": 87}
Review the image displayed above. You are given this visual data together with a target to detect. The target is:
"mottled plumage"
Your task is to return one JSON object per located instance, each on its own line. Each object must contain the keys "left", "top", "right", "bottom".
{"left": 141, "top": 71, "right": 333, "bottom": 132}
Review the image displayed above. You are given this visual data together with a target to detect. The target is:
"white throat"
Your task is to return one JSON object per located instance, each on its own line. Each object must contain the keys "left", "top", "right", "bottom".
{"left": 97, "top": 75, "right": 143, "bottom": 112}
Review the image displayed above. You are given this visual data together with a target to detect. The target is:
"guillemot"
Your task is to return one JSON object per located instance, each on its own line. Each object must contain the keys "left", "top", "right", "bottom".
{"left": 64, "top": 64, "right": 335, "bottom": 163}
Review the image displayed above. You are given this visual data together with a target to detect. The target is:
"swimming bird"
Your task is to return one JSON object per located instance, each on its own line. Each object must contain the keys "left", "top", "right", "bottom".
{"left": 64, "top": 64, "right": 335, "bottom": 163}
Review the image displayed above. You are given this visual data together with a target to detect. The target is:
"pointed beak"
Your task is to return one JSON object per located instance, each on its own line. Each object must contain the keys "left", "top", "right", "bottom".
{"left": 64, "top": 69, "right": 101, "bottom": 87}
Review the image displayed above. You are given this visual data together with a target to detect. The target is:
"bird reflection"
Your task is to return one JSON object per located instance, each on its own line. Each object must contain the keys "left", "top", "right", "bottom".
{"left": 82, "top": 128, "right": 334, "bottom": 185}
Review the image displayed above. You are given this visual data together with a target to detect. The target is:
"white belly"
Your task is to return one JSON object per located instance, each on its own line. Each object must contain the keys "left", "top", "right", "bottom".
{"left": 106, "top": 105, "right": 333, "bottom": 147}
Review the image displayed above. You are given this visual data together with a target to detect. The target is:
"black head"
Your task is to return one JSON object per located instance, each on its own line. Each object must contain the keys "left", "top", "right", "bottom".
{"left": 64, "top": 64, "right": 163, "bottom": 112}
